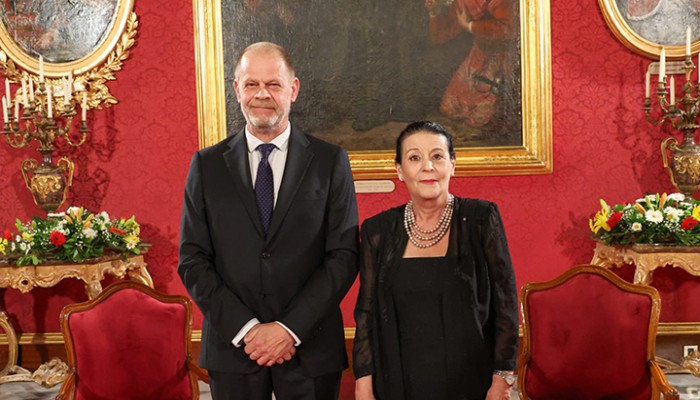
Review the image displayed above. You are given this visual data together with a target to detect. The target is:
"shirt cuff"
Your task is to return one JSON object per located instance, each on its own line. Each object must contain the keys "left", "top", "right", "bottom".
{"left": 275, "top": 321, "right": 302, "bottom": 346}
{"left": 232, "top": 318, "right": 260, "bottom": 347}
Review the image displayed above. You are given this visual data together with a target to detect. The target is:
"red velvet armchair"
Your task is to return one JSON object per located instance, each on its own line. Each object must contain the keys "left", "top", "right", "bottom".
{"left": 518, "top": 265, "right": 678, "bottom": 400}
{"left": 56, "top": 281, "right": 208, "bottom": 400}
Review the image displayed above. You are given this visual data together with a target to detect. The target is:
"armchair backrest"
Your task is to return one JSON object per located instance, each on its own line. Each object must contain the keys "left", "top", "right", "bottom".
{"left": 519, "top": 265, "right": 660, "bottom": 399}
{"left": 59, "top": 281, "right": 198, "bottom": 400}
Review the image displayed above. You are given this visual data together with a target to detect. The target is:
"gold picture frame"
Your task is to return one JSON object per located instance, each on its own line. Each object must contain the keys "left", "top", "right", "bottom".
{"left": 0, "top": 0, "right": 138, "bottom": 107}
{"left": 193, "top": 0, "right": 552, "bottom": 179}
{"left": 599, "top": 0, "right": 700, "bottom": 59}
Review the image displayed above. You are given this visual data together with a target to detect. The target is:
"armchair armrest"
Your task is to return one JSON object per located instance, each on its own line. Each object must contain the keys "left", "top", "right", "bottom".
{"left": 55, "top": 371, "right": 76, "bottom": 400}
{"left": 649, "top": 360, "right": 679, "bottom": 400}
{"left": 186, "top": 358, "right": 209, "bottom": 384}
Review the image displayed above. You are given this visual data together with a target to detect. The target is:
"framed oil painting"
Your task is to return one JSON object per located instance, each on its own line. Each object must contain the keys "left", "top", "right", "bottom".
{"left": 600, "top": 0, "right": 700, "bottom": 59}
{"left": 194, "top": 0, "right": 552, "bottom": 179}
{"left": 0, "top": 0, "right": 134, "bottom": 77}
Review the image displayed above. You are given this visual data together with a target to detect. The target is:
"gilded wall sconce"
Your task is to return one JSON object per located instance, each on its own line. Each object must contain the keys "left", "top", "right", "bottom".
{"left": 0, "top": 0, "right": 137, "bottom": 213}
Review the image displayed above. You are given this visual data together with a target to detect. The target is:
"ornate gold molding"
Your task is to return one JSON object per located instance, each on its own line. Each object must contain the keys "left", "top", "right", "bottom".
{"left": 0, "top": 330, "right": 203, "bottom": 346}
{"left": 2, "top": 323, "right": 692, "bottom": 346}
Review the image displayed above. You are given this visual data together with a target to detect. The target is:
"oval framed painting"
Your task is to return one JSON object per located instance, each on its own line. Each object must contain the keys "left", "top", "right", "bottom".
{"left": 600, "top": 0, "right": 700, "bottom": 59}
{"left": 0, "top": 0, "right": 134, "bottom": 76}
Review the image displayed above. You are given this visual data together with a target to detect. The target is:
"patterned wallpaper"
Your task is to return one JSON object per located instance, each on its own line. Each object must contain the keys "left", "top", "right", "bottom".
{"left": 0, "top": 0, "right": 697, "bottom": 333}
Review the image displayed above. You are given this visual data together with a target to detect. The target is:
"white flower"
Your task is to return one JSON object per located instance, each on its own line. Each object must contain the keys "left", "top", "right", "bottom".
{"left": 19, "top": 242, "right": 27, "bottom": 251}
{"left": 637, "top": 194, "right": 657, "bottom": 204}
{"left": 664, "top": 207, "right": 684, "bottom": 223}
{"left": 83, "top": 228, "right": 97, "bottom": 239}
{"left": 99, "top": 211, "right": 110, "bottom": 221}
{"left": 126, "top": 241, "right": 136, "bottom": 250}
{"left": 668, "top": 193, "right": 686, "bottom": 202}
{"left": 66, "top": 206, "right": 80, "bottom": 215}
{"left": 645, "top": 210, "right": 663, "bottom": 223}
{"left": 631, "top": 222, "right": 643, "bottom": 232}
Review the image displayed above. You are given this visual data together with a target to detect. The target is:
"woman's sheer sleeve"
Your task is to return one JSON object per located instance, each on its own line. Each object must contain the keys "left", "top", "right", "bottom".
{"left": 483, "top": 203, "right": 519, "bottom": 370}
{"left": 352, "top": 217, "right": 380, "bottom": 378}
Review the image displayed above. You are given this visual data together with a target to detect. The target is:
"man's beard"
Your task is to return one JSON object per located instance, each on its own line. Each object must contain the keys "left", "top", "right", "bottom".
{"left": 245, "top": 104, "right": 285, "bottom": 131}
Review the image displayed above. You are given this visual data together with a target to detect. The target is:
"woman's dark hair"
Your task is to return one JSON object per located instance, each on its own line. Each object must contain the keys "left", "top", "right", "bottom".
{"left": 395, "top": 120, "right": 456, "bottom": 164}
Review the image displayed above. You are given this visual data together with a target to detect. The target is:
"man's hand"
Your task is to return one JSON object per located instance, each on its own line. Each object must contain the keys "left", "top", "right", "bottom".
{"left": 243, "top": 323, "right": 296, "bottom": 366}
{"left": 485, "top": 374, "right": 513, "bottom": 400}
{"left": 355, "top": 375, "right": 376, "bottom": 400}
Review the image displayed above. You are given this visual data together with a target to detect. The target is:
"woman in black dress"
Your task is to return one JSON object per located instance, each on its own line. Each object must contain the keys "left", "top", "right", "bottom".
{"left": 353, "top": 121, "right": 518, "bottom": 400}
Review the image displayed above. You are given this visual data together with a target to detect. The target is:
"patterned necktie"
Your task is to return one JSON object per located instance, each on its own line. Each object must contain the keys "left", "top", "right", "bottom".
{"left": 255, "top": 143, "right": 276, "bottom": 235}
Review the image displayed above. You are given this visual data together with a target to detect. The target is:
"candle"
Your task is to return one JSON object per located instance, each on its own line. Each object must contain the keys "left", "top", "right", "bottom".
{"left": 66, "top": 72, "right": 72, "bottom": 103}
{"left": 2, "top": 97, "right": 8, "bottom": 123}
{"left": 645, "top": 71, "right": 650, "bottom": 98}
{"left": 670, "top": 76, "right": 676, "bottom": 105}
{"left": 29, "top": 78, "right": 34, "bottom": 102}
{"left": 81, "top": 92, "right": 87, "bottom": 121}
{"left": 47, "top": 85, "right": 52, "bottom": 118}
{"left": 39, "top": 55, "right": 44, "bottom": 83}
{"left": 21, "top": 78, "right": 27, "bottom": 107}
{"left": 63, "top": 77, "right": 69, "bottom": 106}
{"left": 687, "top": 26, "right": 692, "bottom": 56}
{"left": 660, "top": 48, "right": 666, "bottom": 81}
{"left": 4, "top": 79, "right": 9, "bottom": 105}
{"left": 13, "top": 99, "right": 18, "bottom": 120}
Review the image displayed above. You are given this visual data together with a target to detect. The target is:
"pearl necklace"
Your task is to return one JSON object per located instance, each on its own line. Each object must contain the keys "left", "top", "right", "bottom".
{"left": 404, "top": 194, "right": 454, "bottom": 248}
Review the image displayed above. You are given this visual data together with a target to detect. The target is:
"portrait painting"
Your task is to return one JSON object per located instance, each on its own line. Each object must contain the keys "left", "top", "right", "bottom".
{"left": 616, "top": 0, "right": 700, "bottom": 46}
{"left": 222, "top": 0, "right": 521, "bottom": 151}
{"left": 0, "top": 0, "right": 118, "bottom": 63}
{"left": 194, "top": 0, "right": 551, "bottom": 178}
{"left": 600, "top": 0, "right": 700, "bottom": 59}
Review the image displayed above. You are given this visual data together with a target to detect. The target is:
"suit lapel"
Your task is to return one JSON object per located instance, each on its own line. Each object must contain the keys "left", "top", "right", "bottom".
{"left": 266, "top": 127, "right": 313, "bottom": 240}
{"left": 223, "top": 131, "right": 265, "bottom": 237}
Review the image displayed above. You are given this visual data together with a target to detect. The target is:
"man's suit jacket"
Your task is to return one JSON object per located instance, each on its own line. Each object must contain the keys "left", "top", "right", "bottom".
{"left": 178, "top": 126, "right": 358, "bottom": 377}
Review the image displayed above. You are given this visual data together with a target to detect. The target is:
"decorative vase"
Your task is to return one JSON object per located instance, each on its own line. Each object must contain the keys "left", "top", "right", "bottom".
{"left": 661, "top": 132, "right": 700, "bottom": 198}
{"left": 20, "top": 156, "right": 74, "bottom": 214}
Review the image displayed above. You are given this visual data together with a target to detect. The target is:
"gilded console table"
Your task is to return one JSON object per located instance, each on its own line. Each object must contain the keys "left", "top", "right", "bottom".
{"left": 0, "top": 254, "right": 152, "bottom": 299}
{"left": 591, "top": 241, "right": 700, "bottom": 285}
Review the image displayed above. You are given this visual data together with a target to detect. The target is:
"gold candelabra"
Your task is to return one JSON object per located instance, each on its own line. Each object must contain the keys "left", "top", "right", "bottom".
{"left": 644, "top": 50, "right": 700, "bottom": 198}
{"left": 2, "top": 58, "right": 89, "bottom": 213}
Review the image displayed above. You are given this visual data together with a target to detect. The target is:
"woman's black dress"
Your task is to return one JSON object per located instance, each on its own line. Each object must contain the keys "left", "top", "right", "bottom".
{"left": 392, "top": 256, "right": 458, "bottom": 399}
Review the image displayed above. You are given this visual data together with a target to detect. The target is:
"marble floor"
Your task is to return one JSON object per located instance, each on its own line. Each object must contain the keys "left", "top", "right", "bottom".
{"left": 1, "top": 373, "right": 699, "bottom": 399}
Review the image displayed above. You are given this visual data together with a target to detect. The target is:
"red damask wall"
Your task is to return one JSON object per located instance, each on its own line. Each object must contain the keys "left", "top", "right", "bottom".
{"left": 0, "top": 1, "right": 698, "bottom": 334}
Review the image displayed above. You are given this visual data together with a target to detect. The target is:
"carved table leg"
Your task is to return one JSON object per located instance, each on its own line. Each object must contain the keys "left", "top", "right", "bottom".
{"left": 0, "top": 311, "right": 18, "bottom": 377}
{"left": 85, "top": 279, "right": 103, "bottom": 300}
{"left": 633, "top": 260, "right": 653, "bottom": 285}
{"left": 0, "top": 311, "right": 66, "bottom": 387}
{"left": 128, "top": 267, "right": 154, "bottom": 288}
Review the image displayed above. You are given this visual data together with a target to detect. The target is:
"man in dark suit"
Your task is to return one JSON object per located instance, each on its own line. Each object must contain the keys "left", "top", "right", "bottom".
{"left": 178, "top": 42, "right": 359, "bottom": 399}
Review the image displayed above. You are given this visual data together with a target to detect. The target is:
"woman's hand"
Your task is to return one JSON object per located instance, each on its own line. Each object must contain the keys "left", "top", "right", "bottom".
{"left": 355, "top": 375, "right": 376, "bottom": 400}
{"left": 485, "top": 374, "right": 513, "bottom": 400}
{"left": 456, "top": 3, "right": 472, "bottom": 31}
